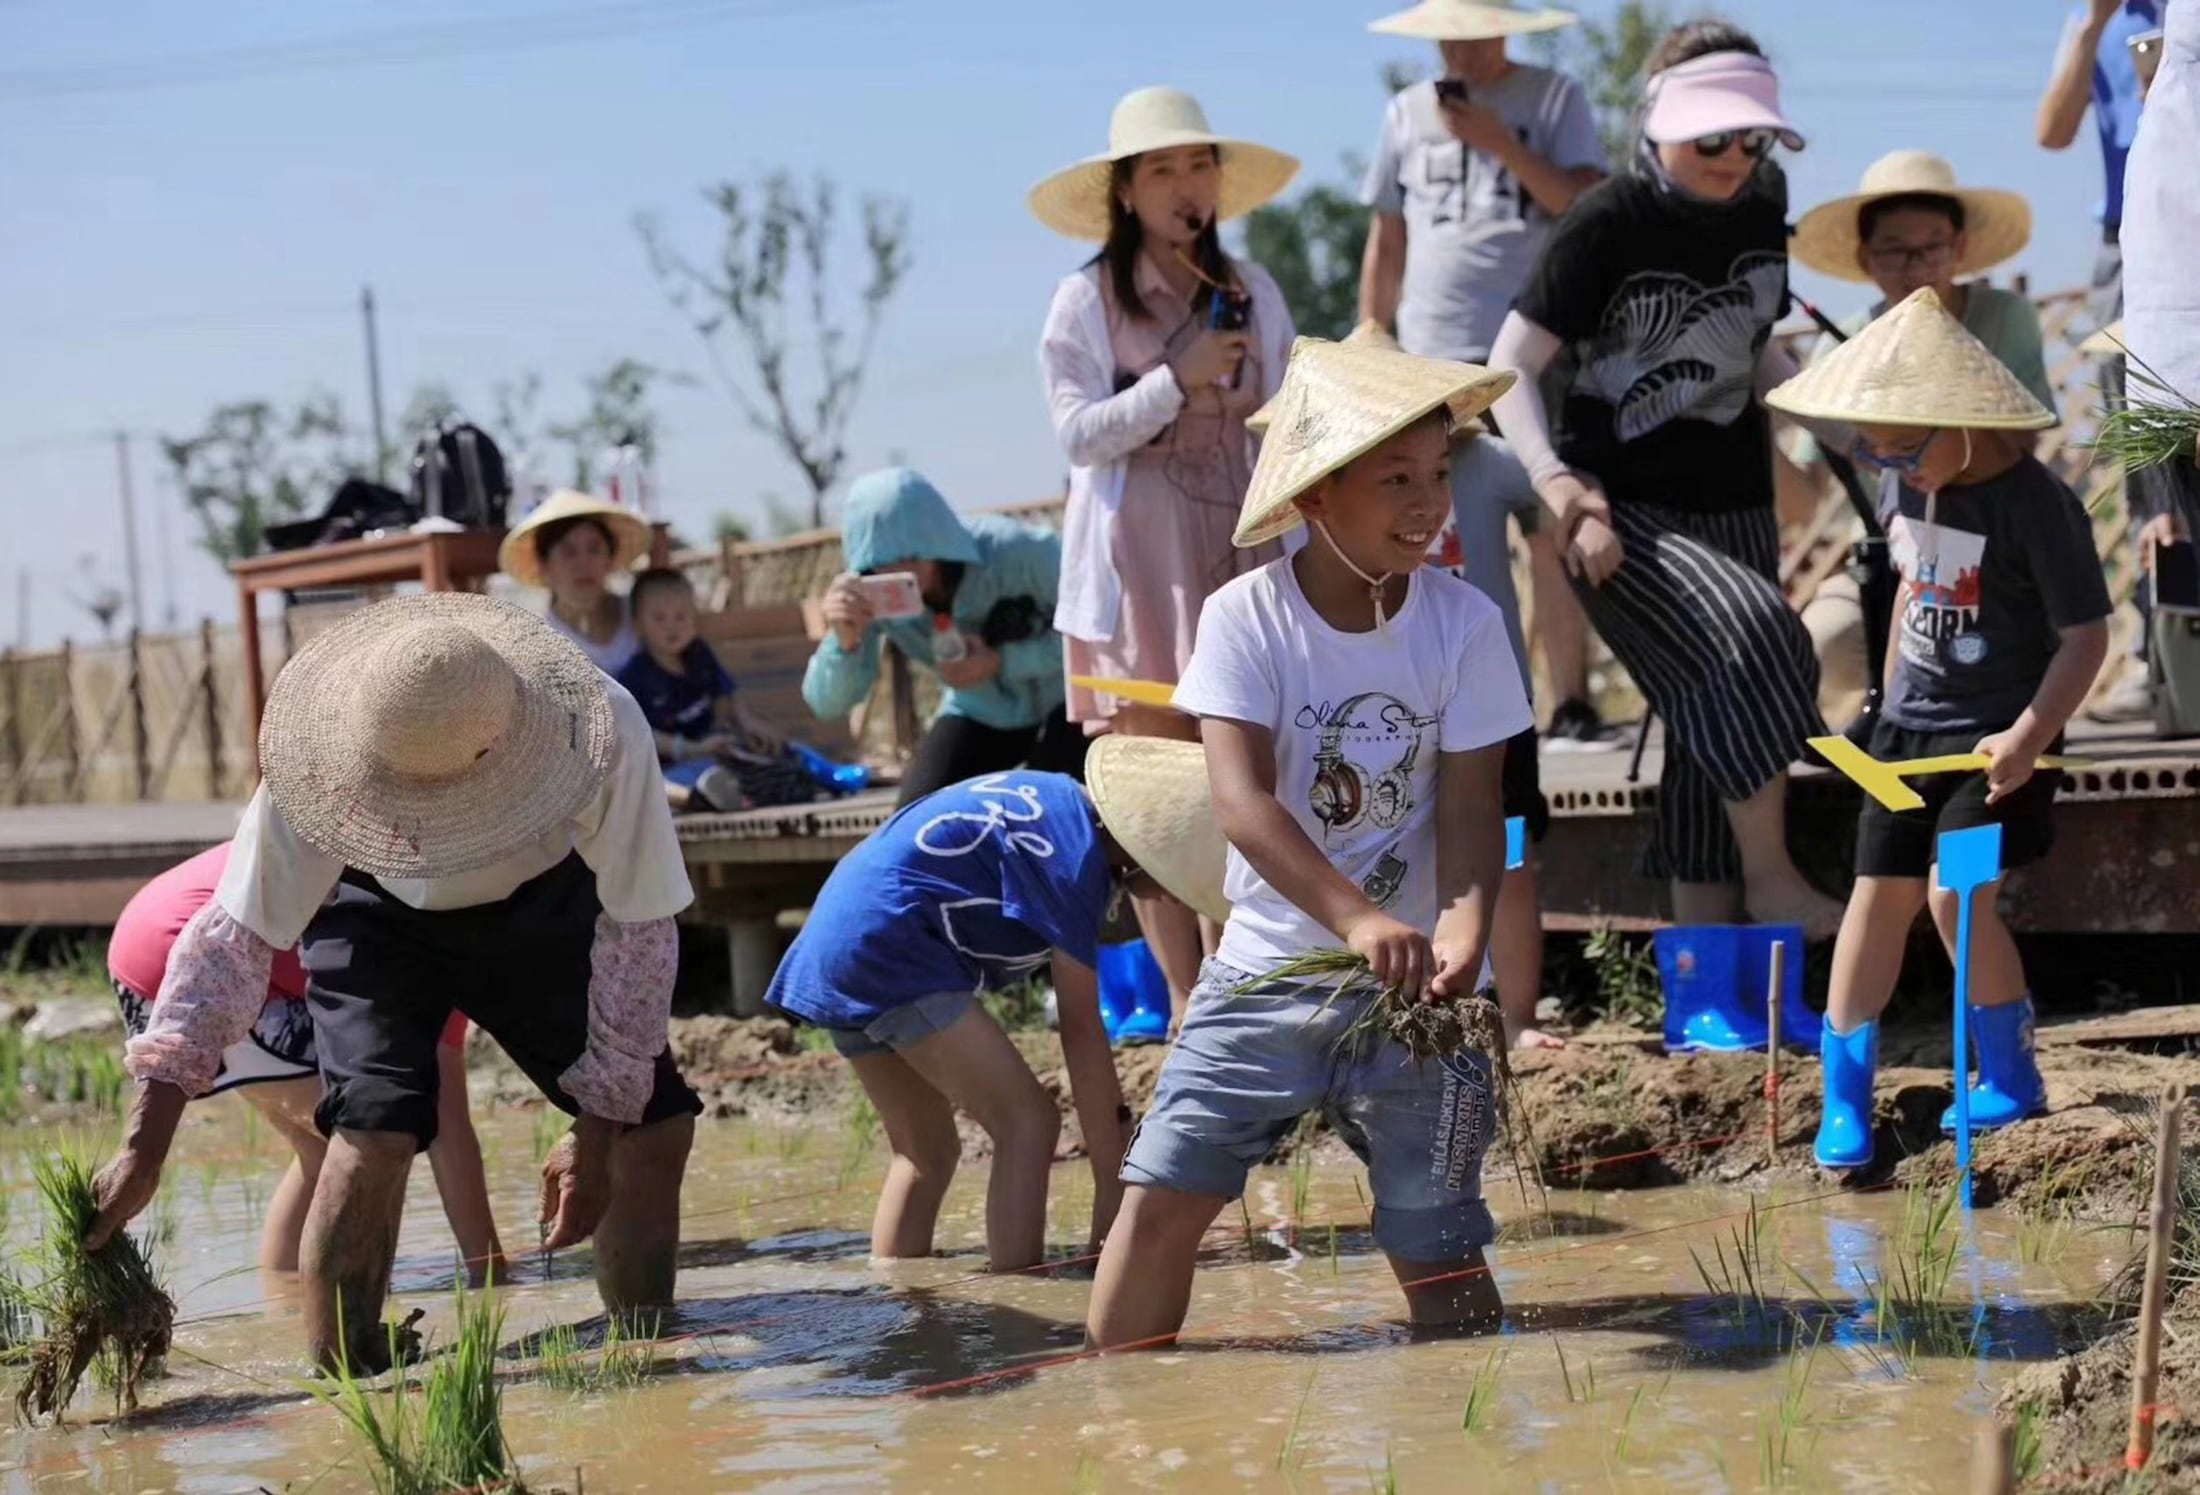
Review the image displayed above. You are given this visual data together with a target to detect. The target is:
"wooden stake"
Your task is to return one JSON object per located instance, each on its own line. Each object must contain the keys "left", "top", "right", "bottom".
{"left": 1766, "top": 938, "right": 1786, "bottom": 1167}
{"left": 2126, "top": 1084, "right": 2186, "bottom": 1472}
{"left": 1970, "top": 1415, "right": 2015, "bottom": 1495}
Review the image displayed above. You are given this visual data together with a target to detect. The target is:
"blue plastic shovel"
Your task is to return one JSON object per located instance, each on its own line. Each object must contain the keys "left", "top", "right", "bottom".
{"left": 1935, "top": 823, "right": 2004, "bottom": 1209}
{"left": 1505, "top": 816, "right": 1526, "bottom": 872}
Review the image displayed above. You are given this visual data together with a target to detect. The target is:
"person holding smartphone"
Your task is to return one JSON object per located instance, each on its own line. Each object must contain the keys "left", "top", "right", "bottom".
{"left": 806, "top": 467, "right": 1081, "bottom": 805}
{"left": 1032, "top": 86, "right": 1299, "bottom": 1024}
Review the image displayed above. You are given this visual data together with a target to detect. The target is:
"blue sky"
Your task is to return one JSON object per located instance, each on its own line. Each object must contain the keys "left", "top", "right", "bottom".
{"left": 2, "top": 0, "right": 2105, "bottom": 645}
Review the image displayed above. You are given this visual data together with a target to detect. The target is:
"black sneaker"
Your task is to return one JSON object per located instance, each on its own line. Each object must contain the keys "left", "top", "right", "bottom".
{"left": 1544, "top": 697, "right": 1624, "bottom": 753}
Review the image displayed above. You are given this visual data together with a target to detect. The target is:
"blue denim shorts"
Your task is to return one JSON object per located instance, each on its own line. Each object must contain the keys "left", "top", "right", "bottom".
{"left": 827, "top": 989, "right": 978, "bottom": 1059}
{"left": 1123, "top": 960, "right": 1498, "bottom": 1262}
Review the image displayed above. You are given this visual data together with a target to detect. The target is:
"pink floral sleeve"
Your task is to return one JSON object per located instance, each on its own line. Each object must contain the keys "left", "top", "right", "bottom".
{"left": 125, "top": 901, "right": 278, "bottom": 1096}
{"left": 558, "top": 914, "right": 678, "bottom": 1125}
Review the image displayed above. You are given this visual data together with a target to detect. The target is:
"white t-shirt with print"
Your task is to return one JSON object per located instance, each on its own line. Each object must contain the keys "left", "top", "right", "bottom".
{"left": 1173, "top": 556, "right": 1533, "bottom": 974}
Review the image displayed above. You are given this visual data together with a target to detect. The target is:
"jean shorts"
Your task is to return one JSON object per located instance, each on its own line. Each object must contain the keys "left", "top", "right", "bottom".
{"left": 827, "top": 989, "right": 978, "bottom": 1058}
{"left": 1123, "top": 960, "right": 1498, "bottom": 1262}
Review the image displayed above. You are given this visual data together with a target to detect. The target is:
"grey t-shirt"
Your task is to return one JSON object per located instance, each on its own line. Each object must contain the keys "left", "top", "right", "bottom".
{"left": 1362, "top": 68, "right": 1605, "bottom": 363}
{"left": 1885, "top": 457, "right": 2113, "bottom": 732}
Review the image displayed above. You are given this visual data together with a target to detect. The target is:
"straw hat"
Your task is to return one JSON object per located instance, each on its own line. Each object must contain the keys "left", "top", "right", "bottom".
{"left": 260, "top": 592, "right": 615, "bottom": 880}
{"left": 1791, "top": 151, "right": 2031, "bottom": 285}
{"left": 1085, "top": 736, "right": 1228, "bottom": 924}
{"left": 497, "top": 489, "right": 652, "bottom": 589}
{"left": 1244, "top": 320, "right": 1398, "bottom": 437}
{"left": 1368, "top": 0, "right": 1578, "bottom": 40}
{"left": 2080, "top": 318, "right": 2127, "bottom": 358}
{"left": 1233, "top": 337, "right": 1516, "bottom": 547}
{"left": 1029, "top": 87, "right": 1300, "bottom": 243}
{"left": 1764, "top": 288, "right": 2055, "bottom": 432}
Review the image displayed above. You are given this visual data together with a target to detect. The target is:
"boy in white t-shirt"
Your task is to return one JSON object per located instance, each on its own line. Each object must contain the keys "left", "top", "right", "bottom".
{"left": 1085, "top": 337, "right": 1532, "bottom": 1349}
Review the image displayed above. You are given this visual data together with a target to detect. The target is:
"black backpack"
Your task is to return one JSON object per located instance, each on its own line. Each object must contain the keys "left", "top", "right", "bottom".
{"left": 408, "top": 421, "right": 510, "bottom": 527}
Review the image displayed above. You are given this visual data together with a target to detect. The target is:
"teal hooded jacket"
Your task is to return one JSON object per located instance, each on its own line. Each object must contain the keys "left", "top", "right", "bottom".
{"left": 802, "top": 468, "right": 1066, "bottom": 732}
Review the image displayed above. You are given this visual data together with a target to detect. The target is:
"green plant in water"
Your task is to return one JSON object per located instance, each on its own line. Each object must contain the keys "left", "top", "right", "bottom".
{"left": 535, "top": 1314, "right": 661, "bottom": 1394}
{"left": 1287, "top": 1144, "right": 1315, "bottom": 1241}
{"left": 1689, "top": 1196, "right": 1778, "bottom": 1329}
{"left": 838, "top": 1093, "right": 882, "bottom": 1188}
{"left": 1756, "top": 1328, "right": 1823, "bottom": 1488}
{"left": 1275, "top": 1366, "right": 1318, "bottom": 1478}
{"left": 0, "top": 1026, "right": 24, "bottom": 1122}
{"left": 314, "top": 1281, "right": 522, "bottom": 1495}
{"left": 1613, "top": 1381, "right": 1652, "bottom": 1462}
{"left": 1366, "top": 1443, "right": 1401, "bottom": 1494}
{"left": 13, "top": 1149, "right": 174, "bottom": 1420}
{"left": 1460, "top": 1346, "right": 1506, "bottom": 1433}
{"left": 531, "top": 1107, "right": 568, "bottom": 1167}
{"left": 1072, "top": 1450, "right": 1105, "bottom": 1494}
{"left": 1553, "top": 1334, "right": 1594, "bottom": 1404}
{"left": 1862, "top": 1176, "right": 1968, "bottom": 1357}
{"left": 2011, "top": 1401, "right": 2045, "bottom": 1482}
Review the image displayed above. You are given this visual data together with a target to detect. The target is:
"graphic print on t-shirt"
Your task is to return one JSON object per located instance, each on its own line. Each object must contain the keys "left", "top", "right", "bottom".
{"left": 1891, "top": 515, "right": 1990, "bottom": 666}
{"left": 915, "top": 775, "right": 1057, "bottom": 860}
{"left": 1300, "top": 692, "right": 1438, "bottom": 907}
{"left": 1576, "top": 251, "right": 1786, "bottom": 441}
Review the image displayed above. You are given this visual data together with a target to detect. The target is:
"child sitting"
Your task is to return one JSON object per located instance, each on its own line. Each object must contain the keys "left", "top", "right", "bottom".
{"left": 763, "top": 745, "right": 1221, "bottom": 1270}
{"left": 616, "top": 567, "right": 786, "bottom": 811}
{"left": 1765, "top": 289, "right": 2111, "bottom": 1170}
{"left": 1084, "top": 336, "right": 1532, "bottom": 1349}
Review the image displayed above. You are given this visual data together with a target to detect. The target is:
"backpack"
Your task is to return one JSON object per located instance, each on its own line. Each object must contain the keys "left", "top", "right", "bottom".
{"left": 408, "top": 421, "right": 510, "bottom": 528}
{"left": 262, "top": 478, "right": 419, "bottom": 552}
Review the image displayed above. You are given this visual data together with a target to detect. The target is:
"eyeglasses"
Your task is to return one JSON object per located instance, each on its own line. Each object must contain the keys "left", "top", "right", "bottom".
{"left": 1853, "top": 429, "right": 1941, "bottom": 478}
{"left": 1865, "top": 241, "right": 1958, "bottom": 273}
{"left": 1692, "top": 128, "right": 1777, "bottom": 160}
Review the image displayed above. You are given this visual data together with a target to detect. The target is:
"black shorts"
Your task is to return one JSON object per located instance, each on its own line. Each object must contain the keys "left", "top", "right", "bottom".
{"left": 1852, "top": 721, "right": 2061, "bottom": 881}
{"left": 1502, "top": 727, "right": 1551, "bottom": 844}
{"left": 301, "top": 853, "right": 701, "bottom": 1148}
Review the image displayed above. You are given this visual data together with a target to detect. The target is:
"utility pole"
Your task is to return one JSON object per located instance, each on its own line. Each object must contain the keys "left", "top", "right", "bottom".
{"left": 114, "top": 431, "right": 145, "bottom": 634}
{"left": 362, "top": 283, "right": 389, "bottom": 482}
{"left": 14, "top": 568, "right": 27, "bottom": 649}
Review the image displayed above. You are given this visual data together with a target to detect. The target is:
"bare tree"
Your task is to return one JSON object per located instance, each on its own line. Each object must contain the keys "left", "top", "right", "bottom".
{"left": 547, "top": 358, "right": 665, "bottom": 491}
{"left": 159, "top": 394, "right": 361, "bottom": 564}
{"left": 70, "top": 557, "right": 126, "bottom": 640}
{"left": 637, "top": 171, "right": 911, "bottom": 527}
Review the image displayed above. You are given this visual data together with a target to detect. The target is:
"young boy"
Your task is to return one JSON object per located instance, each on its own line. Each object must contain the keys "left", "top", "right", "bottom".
{"left": 106, "top": 844, "right": 510, "bottom": 1283}
{"left": 763, "top": 745, "right": 1221, "bottom": 1270}
{"left": 1085, "top": 337, "right": 1532, "bottom": 1349}
{"left": 616, "top": 567, "right": 784, "bottom": 811}
{"left": 1765, "top": 289, "right": 2112, "bottom": 1170}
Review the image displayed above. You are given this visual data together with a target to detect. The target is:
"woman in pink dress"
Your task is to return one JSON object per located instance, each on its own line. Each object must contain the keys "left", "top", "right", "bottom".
{"left": 1034, "top": 87, "right": 1299, "bottom": 1021}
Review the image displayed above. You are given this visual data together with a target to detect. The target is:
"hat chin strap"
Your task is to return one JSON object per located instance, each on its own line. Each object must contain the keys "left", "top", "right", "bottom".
{"left": 1310, "top": 519, "right": 1396, "bottom": 634}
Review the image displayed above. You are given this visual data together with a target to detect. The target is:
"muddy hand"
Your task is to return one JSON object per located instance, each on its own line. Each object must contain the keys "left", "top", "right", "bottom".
{"left": 539, "top": 1122, "right": 615, "bottom": 1251}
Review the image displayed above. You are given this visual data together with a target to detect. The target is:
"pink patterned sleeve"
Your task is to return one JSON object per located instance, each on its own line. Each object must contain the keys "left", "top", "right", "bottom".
{"left": 125, "top": 901, "right": 278, "bottom": 1096}
{"left": 558, "top": 914, "right": 678, "bottom": 1125}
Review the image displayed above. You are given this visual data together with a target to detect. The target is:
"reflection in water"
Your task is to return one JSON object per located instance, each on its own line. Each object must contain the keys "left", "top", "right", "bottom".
{"left": 0, "top": 1109, "right": 2125, "bottom": 1493}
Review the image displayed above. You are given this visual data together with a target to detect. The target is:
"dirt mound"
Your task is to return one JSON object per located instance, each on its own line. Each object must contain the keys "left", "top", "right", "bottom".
{"left": 1999, "top": 1292, "right": 2200, "bottom": 1491}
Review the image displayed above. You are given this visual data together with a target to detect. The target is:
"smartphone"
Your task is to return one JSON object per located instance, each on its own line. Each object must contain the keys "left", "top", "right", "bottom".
{"left": 856, "top": 572, "right": 926, "bottom": 621}
{"left": 1434, "top": 79, "right": 1468, "bottom": 105}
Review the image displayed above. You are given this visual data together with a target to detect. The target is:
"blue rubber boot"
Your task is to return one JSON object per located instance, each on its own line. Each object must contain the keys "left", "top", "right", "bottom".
{"left": 1941, "top": 996, "right": 2047, "bottom": 1133}
{"left": 1814, "top": 1018, "right": 1878, "bottom": 1170}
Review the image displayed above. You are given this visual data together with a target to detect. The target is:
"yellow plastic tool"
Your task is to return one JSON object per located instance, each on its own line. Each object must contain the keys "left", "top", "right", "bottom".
{"left": 1808, "top": 735, "right": 2090, "bottom": 812}
{"left": 1070, "top": 675, "right": 1180, "bottom": 709}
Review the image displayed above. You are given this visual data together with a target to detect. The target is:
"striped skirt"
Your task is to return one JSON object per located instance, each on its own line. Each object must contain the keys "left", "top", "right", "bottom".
{"left": 1571, "top": 501, "right": 1824, "bottom": 884}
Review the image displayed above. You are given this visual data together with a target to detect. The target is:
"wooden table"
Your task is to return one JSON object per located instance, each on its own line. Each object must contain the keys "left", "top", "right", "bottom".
{"left": 232, "top": 527, "right": 508, "bottom": 773}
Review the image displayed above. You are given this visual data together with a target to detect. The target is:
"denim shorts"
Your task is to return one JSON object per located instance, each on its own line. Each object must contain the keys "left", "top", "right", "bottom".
{"left": 1123, "top": 959, "right": 1498, "bottom": 1262}
{"left": 827, "top": 989, "right": 979, "bottom": 1058}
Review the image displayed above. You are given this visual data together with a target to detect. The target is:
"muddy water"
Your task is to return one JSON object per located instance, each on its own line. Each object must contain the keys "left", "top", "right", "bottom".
{"left": 1, "top": 1105, "right": 2125, "bottom": 1493}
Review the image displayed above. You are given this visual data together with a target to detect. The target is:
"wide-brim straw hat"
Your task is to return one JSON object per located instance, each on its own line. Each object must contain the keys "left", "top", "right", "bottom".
{"left": 1085, "top": 736, "right": 1228, "bottom": 924}
{"left": 1369, "top": 0, "right": 1578, "bottom": 39}
{"left": 1764, "top": 287, "right": 2055, "bottom": 432}
{"left": 1029, "top": 87, "right": 1300, "bottom": 243}
{"left": 1234, "top": 337, "right": 1516, "bottom": 547}
{"left": 2080, "top": 318, "right": 2127, "bottom": 358}
{"left": 1791, "top": 150, "right": 2031, "bottom": 284}
{"left": 498, "top": 489, "right": 653, "bottom": 589}
{"left": 260, "top": 591, "right": 615, "bottom": 880}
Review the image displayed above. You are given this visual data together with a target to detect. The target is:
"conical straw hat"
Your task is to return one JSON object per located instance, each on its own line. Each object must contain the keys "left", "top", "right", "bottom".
{"left": 1233, "top": 337, "right": 1515, "bottom": 547}
{"left": 2079, "top": 318, "right": 2127, "bottom": 358}
{"left": 1791, "top": 151, "right": 2031, "bottom": 284}
{"left": 260, "top": 591, "right": 615, "bottom": 879}
{"left": 1029, "top": 87, "right": 1300, "bottom": 243}
{"left": 1085, "top": 736, "right": 1227, "bottom": 924}
{"left": 1369, "top": 0, "right": 1579, "bottom": 40}
{"left": 1244, "top": 320, "right": 1398, "bottom": 437}
{"left": 498, "top": 489, "right": 652, "bottom": 589}
{"left": 1764, "top": 288, "right": 2055, "bottom": 432}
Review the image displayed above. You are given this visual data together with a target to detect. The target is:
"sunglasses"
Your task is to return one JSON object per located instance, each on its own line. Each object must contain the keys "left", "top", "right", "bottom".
{"left": 1865, "top": 241, "right": 1958, "bottom": 273}
{"left": 1853, "top": 429, "right": 1942, "bottom": 479}
{"left": 1692, "top": 128, "right": 1777, "bottom": 160}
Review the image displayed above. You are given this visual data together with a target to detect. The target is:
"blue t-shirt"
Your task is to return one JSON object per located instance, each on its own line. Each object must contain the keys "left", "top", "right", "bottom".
{"left": 2068, "top": 0, "right": 2161, "bottom": 228}
{"left": 765, "top": 772, "right": 1111, "bottom": 1031}
{"left": 615, "top": 641, "right": 736, "bottom": 738}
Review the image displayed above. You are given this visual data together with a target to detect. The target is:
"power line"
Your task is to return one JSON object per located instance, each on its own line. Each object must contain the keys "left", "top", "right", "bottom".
{"left": 0, "top": 0, "right": 883, "bottom": 102}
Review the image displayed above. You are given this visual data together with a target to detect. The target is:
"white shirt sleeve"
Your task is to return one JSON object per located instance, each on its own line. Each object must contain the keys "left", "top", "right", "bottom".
{"left": 1171, "top": 581, "right": 1279, "bottom": 729}
{"left": 1040, "top": 273, "right": 1185, "bottom": 470}
{"left": 214, "top": 787, "right": 343, "bottom": 949}
{"left": 1360, "top": 95, "right": 1408, "bottom": 214}
{"left": 573, "top": 683, "right": 695, "bottom": 923}
{"left": 1439, "top": 593, "right": 1535, "bottom": 754}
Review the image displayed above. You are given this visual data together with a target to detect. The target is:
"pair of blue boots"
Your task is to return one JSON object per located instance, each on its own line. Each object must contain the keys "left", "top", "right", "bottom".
{"left": 1814, "top": 997, "right": 2048, "bottom": 1169}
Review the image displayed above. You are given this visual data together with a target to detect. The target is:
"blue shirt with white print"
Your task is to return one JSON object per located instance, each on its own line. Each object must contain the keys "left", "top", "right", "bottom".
{"left": 764, "top": 772, "right": 1110, "bottom": 1031}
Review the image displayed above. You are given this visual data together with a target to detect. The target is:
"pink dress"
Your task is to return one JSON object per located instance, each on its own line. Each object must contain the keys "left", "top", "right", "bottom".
{"left": 1066, "top": 258, "right": 1279, "bottom": 723}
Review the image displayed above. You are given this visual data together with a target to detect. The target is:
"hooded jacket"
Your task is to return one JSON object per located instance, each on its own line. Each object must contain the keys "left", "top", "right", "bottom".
{"left": 802, "top": 468, "right": 1067, "bottom": 731}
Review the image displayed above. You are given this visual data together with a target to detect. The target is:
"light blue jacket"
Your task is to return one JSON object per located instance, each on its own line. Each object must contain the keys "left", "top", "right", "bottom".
{"left": 802, "top": 468, "right": 1066, "bottom": 732}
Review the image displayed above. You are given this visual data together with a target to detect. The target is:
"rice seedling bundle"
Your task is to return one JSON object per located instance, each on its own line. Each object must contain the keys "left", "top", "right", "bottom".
{"left": 14, "top": 1151, "right": 174, "bottom": 1421}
